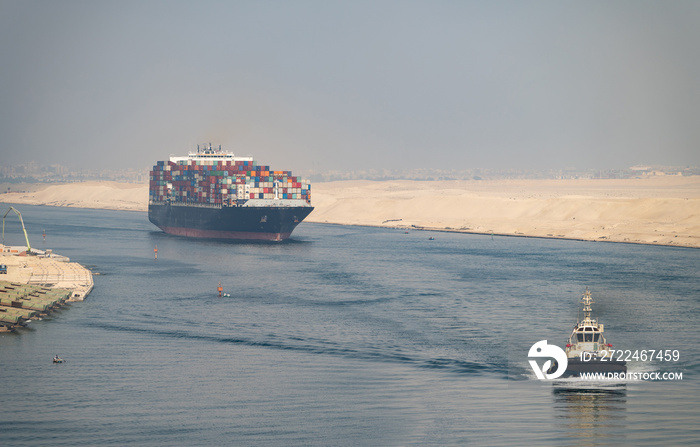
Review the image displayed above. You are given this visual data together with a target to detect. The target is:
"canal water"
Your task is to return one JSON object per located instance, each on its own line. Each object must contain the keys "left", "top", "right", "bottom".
{"left": 1, "top": 205, "right": 698, "bottom": 445}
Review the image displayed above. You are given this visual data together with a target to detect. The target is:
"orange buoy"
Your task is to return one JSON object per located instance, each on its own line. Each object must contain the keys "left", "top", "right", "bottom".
{"left": 154, "top": 245, "right": 158, "bottom": 260}
{"left": 217, "top": 281, "right": 223, "bottom": 297}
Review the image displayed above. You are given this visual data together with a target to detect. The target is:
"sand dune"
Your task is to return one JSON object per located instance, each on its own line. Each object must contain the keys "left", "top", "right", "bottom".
{"left": 0, "top": 181, "right": 148, "bottom": 212}
{"left": 1, "top": 177, "right": 699, "bottom": 248}
{"left": 306, "top": 177, "right": 700, "bottom": 248}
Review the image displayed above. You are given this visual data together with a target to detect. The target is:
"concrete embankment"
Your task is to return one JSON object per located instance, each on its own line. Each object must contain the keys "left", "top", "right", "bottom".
{"left": 0, "top": 245, "right": 94, "bottom": 331}
{"left": 0, "top": 281, "right": 72, "bottom": 330}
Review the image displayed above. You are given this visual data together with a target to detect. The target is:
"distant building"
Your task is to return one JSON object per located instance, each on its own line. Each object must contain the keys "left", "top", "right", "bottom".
{"left": 629, "top": 166, "right": 652, "bottom": 172}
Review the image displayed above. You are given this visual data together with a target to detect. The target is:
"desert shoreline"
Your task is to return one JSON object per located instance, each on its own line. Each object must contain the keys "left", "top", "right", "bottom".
{"left": 1, "top": 177, "right": 699, "bottom": 249}
{"left": 319, "top": 221, "right": 700, "bottom": 250}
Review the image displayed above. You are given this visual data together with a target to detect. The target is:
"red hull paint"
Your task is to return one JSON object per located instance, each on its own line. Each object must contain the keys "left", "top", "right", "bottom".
{"left": 161, "top": 226, "right": 292, "bottom": 241}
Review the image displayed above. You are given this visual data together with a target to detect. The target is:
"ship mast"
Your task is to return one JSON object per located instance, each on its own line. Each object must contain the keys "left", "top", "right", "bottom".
{"left": 579, "top": 287, "right": 596, "bottom": 326}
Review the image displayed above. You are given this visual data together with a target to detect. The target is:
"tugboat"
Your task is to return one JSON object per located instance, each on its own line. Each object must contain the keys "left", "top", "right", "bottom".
{"left": 549, "top": 288, "right": 626, "bottom": 378}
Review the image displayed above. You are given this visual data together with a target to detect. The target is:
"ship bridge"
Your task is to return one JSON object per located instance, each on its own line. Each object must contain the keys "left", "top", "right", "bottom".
{"left": 169, "top": 144, "right": 254, "bottom": 164}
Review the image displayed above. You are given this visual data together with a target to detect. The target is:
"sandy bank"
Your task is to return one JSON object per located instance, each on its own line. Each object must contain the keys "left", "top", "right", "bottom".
{"left": 1, "top": 177, "right": 698, "bottom": 248}
{"left": 0, "top": 181, "right": 148, "bottom": 212}
{"left": 306, "top": 177, "right": 700, "bottom": 248}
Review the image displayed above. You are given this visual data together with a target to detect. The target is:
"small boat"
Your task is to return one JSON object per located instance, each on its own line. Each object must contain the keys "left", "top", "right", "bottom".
{"left": 53, "top": 356, "right": 64, "bottom": 364}
{"left": 549, "top": 288, "right": 626, "bottom": 378}
{"left": 428, "top": 237, "right": 435, "bottom": 240}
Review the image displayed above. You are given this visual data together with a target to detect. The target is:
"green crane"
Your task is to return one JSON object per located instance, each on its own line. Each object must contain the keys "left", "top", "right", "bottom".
{"left": 2, "top": 206, "right": 32, "bottom": 253}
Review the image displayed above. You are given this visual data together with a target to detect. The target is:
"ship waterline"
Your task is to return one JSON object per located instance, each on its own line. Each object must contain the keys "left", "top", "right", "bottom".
{"left": 148, "top": 202, "right": 313, "bottom": 241}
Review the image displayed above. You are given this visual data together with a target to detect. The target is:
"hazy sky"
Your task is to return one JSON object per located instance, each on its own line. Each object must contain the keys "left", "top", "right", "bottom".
{"left": 2, "top": 0, "right": 699, "bottom": 173}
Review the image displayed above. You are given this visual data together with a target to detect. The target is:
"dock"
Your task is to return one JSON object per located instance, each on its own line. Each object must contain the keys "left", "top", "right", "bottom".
{"left": 0, "top": 281, "right": 72, "bottom": 329}
{"left": 0, "top": 245, "right": 94, "bottom": 332}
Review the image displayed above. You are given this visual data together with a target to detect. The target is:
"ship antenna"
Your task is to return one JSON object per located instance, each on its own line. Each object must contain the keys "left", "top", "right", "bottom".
{"left": 580, "top": 287, "right": 594, "bottom": 322}
{"left": 577, "top": 304, "right": 580, "bottom": 326}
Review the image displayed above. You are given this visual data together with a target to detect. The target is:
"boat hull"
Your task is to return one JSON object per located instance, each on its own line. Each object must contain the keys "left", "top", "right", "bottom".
{"left": 148, "top": 202, "right": 313, "bottom": 241}
{"left": 556, "top": 358, "right": 627, "bottom": 378}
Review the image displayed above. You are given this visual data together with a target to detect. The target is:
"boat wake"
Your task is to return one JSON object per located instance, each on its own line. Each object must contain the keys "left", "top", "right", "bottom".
{"left": 86, "top": 320, "right": 506, "bottom": 377}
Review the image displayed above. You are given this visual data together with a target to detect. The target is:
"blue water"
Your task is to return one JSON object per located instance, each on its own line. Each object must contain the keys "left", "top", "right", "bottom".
{"left": 1, "top": 205, "right": 699, "bottom": 445}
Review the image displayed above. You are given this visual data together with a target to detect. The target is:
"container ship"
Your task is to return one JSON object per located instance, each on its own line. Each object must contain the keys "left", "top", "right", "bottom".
{"left": 148, "top": 145, "right": 313, "bottom": 241}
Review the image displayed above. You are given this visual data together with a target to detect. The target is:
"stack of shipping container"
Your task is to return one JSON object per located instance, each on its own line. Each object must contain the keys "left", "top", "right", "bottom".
{"left": 149, "top": 158, "right": 311, "bottom": 206}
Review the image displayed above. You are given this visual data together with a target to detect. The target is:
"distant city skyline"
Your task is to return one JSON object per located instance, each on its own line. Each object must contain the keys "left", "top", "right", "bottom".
{"left": 2, "top": 1, "right": 699, "bottom": 174}
{"left": 2, "top": 159, "right": 697, "bottom": 184}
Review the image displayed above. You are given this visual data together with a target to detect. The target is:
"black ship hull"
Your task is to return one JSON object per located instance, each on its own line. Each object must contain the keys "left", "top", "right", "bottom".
{"left": 562, "top": 358, "right": 627, "bottom": 378}
{"left": 148, "top": 202, "right": 313, "bottom": 241}
{"left": 548, "top": 358, "right": 627, "bottom": 378}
